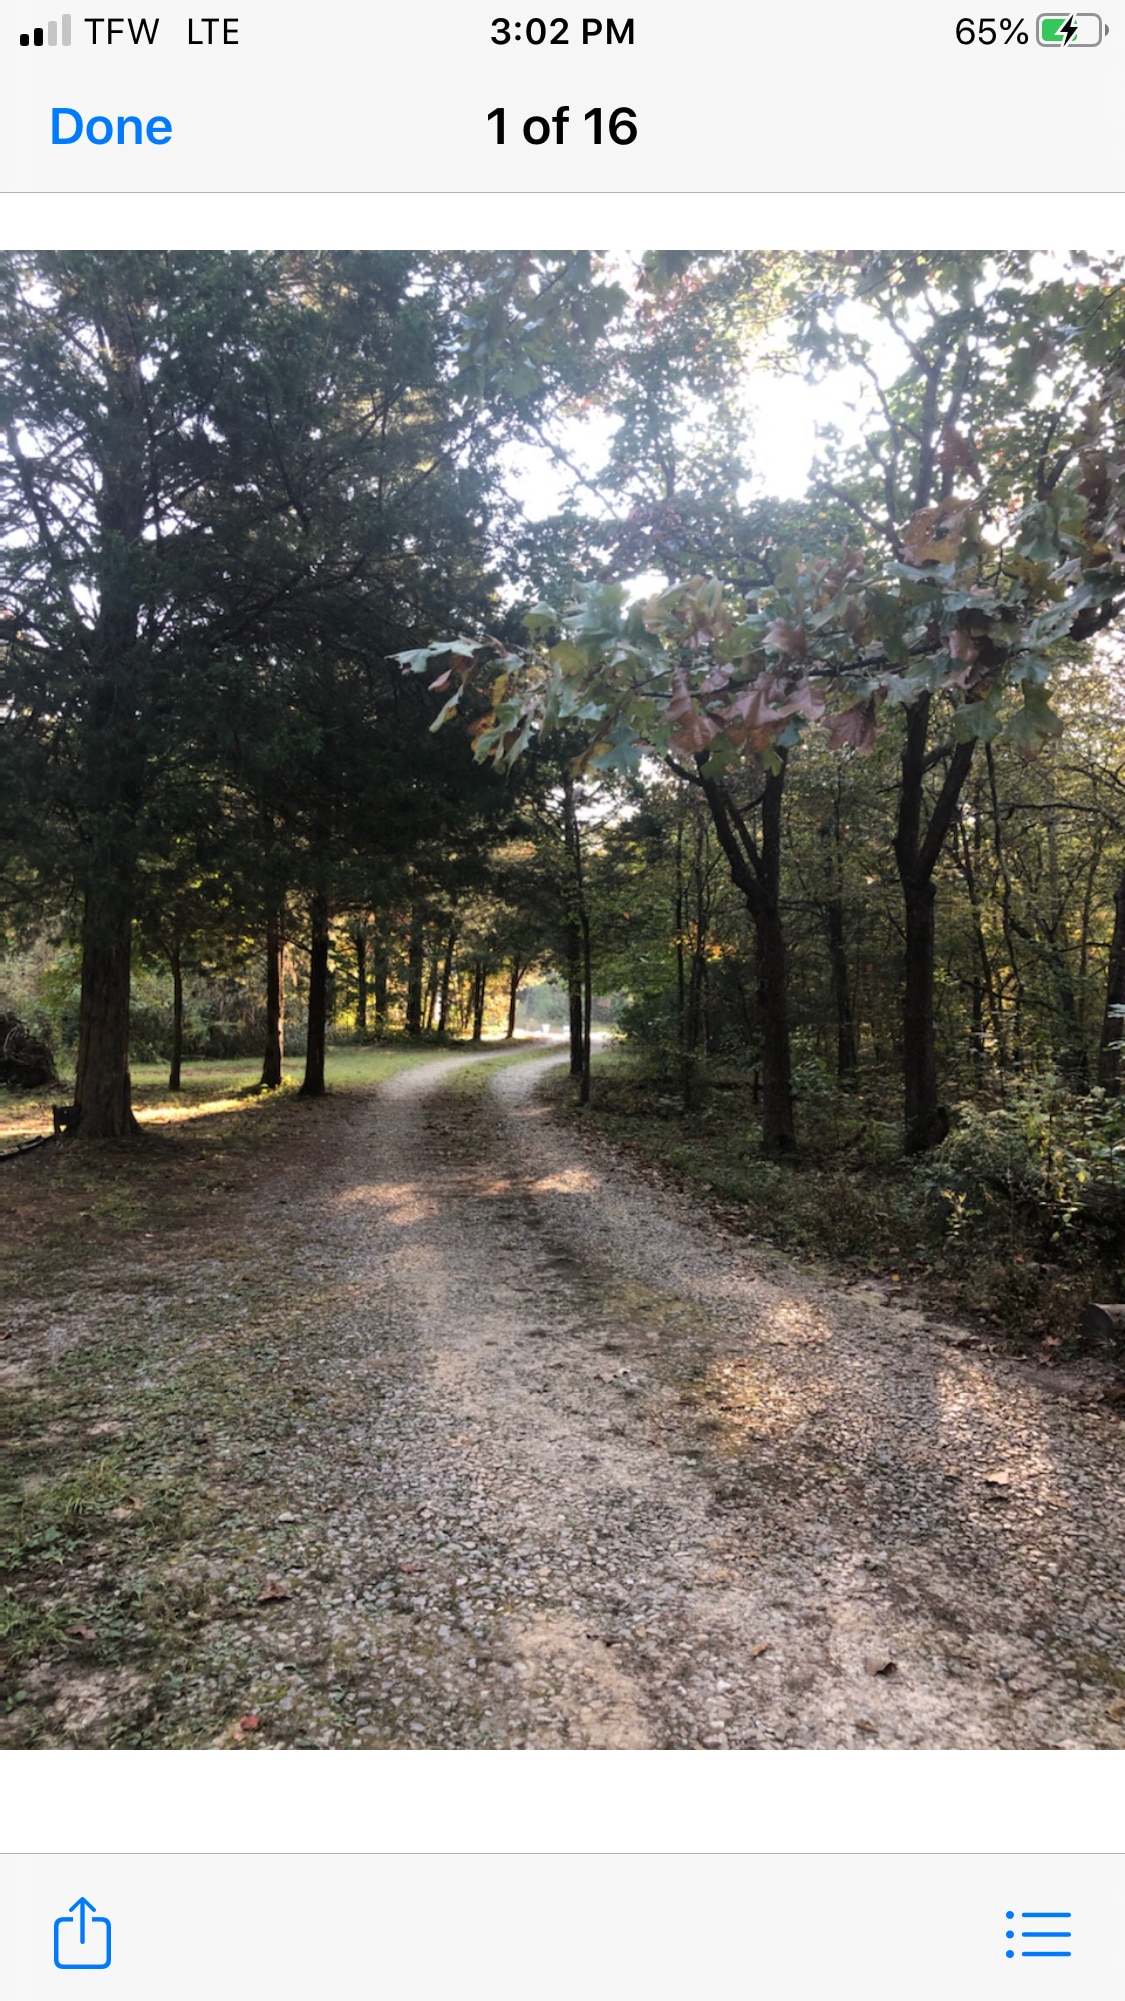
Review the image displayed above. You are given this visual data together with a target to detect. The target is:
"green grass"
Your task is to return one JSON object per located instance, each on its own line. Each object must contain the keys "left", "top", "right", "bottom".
{"left": 0, "top": 1039, "right": 503, "bottom": 1147}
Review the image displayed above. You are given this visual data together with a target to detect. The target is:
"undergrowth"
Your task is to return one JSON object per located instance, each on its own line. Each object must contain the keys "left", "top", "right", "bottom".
{"left": 563, "top": 1050, "right": 1125, "bottom": 1359}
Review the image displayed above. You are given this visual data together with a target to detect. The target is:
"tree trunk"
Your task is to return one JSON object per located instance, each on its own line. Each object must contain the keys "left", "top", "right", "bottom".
{"left": 424, "top": 940, "right": 442, "bottom": 1032}
{"left": 405, "top": 901, "right": 425, "bottom": 1037}
{"left": 261, "top": 906, "right": 285, "bottom": 1089}
{"left": 1098, "top": 869, "right": 1125, "bottom": 1094}
{"left": 902, "top": 875, "right": 947, "bottom": 1152}
{"left": 300, "top": 892, "right": 330, "bottom": 1097}
{"left": 168, "top": 943, "right": 184, "bottom": 1091}
{"left": 894, "top": 697, "right": 976, "bottom": 1153}
{"left": 580, "top": 909, "right": 593, "bottom": 1105}
{"left": 821, "top": 782, "right": 858, "bottom": 1084}
{"left": 471, "top": 960, "right": 488, "bottom": 1043}
{"left": 438, "top": 926, "right": 457, "bottom": 1035}
{"left": 506, "top": 960, "right": 521, "bottom": 1040}
{"left": 69, "top": 289, "right": 148, "bottom": 1142}
{"left": 562, "top": 769, "right": 593, "bottom": 1098}
{"left": 353, "top": 927, "right": 368, "bottom": 1036}
{"left": 565, "top": 917, "right": 584, "bottom": 1080}
{"left": 373, "top": 930, "right": 389, "bottom": 1039}
{"left": 752, "top": 897, "right": 795, "bottom": 1153}
{"left": 72, "top": 884, "right": 139, "bottom": 1138}
{"left": 700, "top": 763, "right": 796, "bottom": 1154}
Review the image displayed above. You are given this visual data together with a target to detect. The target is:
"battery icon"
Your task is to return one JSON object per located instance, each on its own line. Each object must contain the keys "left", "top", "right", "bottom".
{"left": 1037, "top": 11, "right": 1104, "bottom": 40}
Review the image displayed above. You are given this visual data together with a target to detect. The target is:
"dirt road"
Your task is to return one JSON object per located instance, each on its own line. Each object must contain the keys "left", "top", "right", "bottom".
{"left": 6, "top": 1049, "right": 1125, "bottom": 1747}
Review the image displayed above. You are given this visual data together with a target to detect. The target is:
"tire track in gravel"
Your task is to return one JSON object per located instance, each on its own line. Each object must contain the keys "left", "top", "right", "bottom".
{"left": 11, "top": 1046, "right": 1123, "bottom": 1749}
{"left": 335, "top": 1050, "right": 1125, "bottom": 1749}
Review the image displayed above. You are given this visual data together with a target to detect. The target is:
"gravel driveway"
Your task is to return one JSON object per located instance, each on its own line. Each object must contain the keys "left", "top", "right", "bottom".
{"left": 8, "top": 1048, "right": 1125, "bottom": 1747}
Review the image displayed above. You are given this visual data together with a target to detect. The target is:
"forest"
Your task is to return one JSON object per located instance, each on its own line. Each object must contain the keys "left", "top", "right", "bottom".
{"left": 4, "top": 251, "right": 1125, "bottom": 1315}
{"left": 3, "top": 251, "right": 1125, "bottom": 1748}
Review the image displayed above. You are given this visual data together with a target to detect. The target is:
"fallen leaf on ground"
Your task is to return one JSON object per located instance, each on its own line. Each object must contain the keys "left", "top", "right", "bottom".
{"left": 865, "top": 1657, "right": 898, "bottom": 1677}
{"left": 750, "top": 1643, "right": 770, "bottom": 1659}
{"left": 1107, "top": 1697, "right": 1125, "bottom": 1722}
{"left": 257, "top": 1580, "right": 292, "bottom": 1603}
{"left": 67, "top": 1625, "right": 97, "bottom": 1642}
{"left": 239, "top": 1713, "right": 261, "bottom": 1730}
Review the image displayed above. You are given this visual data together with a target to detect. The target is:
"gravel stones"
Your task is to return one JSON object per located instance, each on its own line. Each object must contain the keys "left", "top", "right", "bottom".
{"left": 5, "top": 1049, "right": 1125, "bottom": 1748}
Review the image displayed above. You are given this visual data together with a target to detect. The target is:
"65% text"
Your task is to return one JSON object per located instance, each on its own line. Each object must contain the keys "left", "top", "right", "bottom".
{"left": 955, "top": 16, "right": 1029, "bottom": 38}
{"left": 487, "top": 104, "right": 637, "bottom": 142}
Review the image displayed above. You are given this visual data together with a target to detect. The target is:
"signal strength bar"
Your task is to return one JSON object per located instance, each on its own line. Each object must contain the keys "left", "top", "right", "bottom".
{"left": 20, "top": 13, "right": 72, "bottom": 43}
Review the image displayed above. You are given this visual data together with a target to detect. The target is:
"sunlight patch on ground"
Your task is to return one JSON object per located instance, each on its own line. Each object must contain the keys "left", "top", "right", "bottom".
{"left": 757, "top": 1298, "right": 835, "bottom": 1347}
{"left": 136, "top": 1097, "right": 243, "bottom": 1125}
{"left": 340, "top": 1180, "right": 439, "bottom": 1226}
{"left": 692, "top": 1354, "right": 833, "bottom": 1451}
{"left": 938, "top": 1357, "right": 1067, "bottom": 1506}
{"left": 527, "top": 1167, "right": 598, "bottom": 1195}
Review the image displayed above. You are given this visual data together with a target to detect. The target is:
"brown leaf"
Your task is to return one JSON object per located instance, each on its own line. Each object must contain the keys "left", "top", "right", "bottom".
{"left": 720, "top": 670, "right": 824, "bottom": 739}
{"left": 239, "top": 1713, "right": 261, "bottom": 1730}
{"left": 825, "top": 699, "right": 877, "bottom": 755}
{"left": 749, "top": 1642, "right": 770, "bottom": 1659}
{"left": 665, "top": 672, "right": 719, "bottom": 757}
{"left": 1107, "top": 1696, "right": 1125, "bottom": 1721}
{"left": 902, "top": 500, "right": 975, "bottom": 567}
{"left": 699, "top": 661, "right": 733, "bottom": 696}
{"left": 764, "top": 617, "right": 808, "bottom": 661}
{"left": 67, "top": 1625, "right": 97, "bottom": 1642}
{"left": 257, "top": 1579, "right": 292, "bottom": 1603}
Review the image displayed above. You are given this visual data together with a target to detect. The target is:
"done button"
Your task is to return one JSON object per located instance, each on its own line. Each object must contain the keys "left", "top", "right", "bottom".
{"left": 52, "top": 108, "right": 172, "bottom": 144}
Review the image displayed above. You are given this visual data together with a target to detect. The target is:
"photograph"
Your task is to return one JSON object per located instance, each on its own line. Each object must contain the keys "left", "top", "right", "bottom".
{"left": 2, "top": 247, "right": 1124, "bottom": 1751}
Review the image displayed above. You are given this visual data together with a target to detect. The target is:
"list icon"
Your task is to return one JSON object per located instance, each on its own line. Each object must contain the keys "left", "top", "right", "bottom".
{"left": 1005, "top": 1909, "right": 1072, "bottom": 1959}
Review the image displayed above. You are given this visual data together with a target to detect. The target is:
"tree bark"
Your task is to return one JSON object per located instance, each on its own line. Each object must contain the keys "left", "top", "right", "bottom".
{"left": 300, "top": 891, "right": 330, "bottom": 1096}
{"left": 821, "top": 780, "right": 858, "bottom": 1083}
{"left": 261, "top": 906, "right": 285, "bottom": 1089}
{"left": 562, "top": 770, "right": 593, "bottom": 1102}
{"left": 353, "top": 926, "right": 368, "bottom": 1036}
{"left": 168, "top": 943, "right": 184, "bottom": 1092}
{"left": 438, "top": 926, "right": 457, "bottom": 1036}
{"left": 69, "top": 295, "right": 147, "bottom": 1141}
{"left": 471, "top": 959, "right": 488, "bottom": 1043}
{"left": 894, "top": 697, "right": 975, "bottom": 1154}
{"left": 565, "top": 918, "right": 584, "bottom": 1080}
{"left": 424, "top": 939, "right": 442, "bottom": 1033}
{"left": 405, "top": 900, "right": 425, "bottom": 1037}
{"left": 373, "top": 929, "right": 389, "bottom": 1039}
{"left": 506, "top": 959, "right": 521, "bottom": 1040}
{"left": 700, "top": 762, "right": 796, "bottom": 1154}
{"left": 901, "top": 875, "right": 947, "bottom": 1152}
{"left": 1098, "top": 869, "right": 1125, "bottom": 1094}
{"left": 72, "top": 883, "right": 139, "bottom": 1138}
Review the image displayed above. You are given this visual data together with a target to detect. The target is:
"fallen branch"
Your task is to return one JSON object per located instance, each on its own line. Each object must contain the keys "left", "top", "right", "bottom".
{"left": 1078, "top": 1303, "right": 1125, "bottom": 1343}
{"left": 0, "top": 1131, "right": 55, "bottom": 1163}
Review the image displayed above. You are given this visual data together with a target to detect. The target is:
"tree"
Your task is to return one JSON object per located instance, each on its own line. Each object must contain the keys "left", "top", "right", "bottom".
{"left": 0, "top": 252, "right": 512, "bottom": 1131}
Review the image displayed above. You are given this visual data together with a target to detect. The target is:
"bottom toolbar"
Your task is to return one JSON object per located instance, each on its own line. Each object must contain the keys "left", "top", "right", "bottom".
{"left": 2, "top": 1852, "right": 1119, "bottom": 1999}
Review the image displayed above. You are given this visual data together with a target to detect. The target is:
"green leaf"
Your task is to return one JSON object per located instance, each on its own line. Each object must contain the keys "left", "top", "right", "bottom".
{"left": 953, "top": 700, "right": 1003, "bottom": 743}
